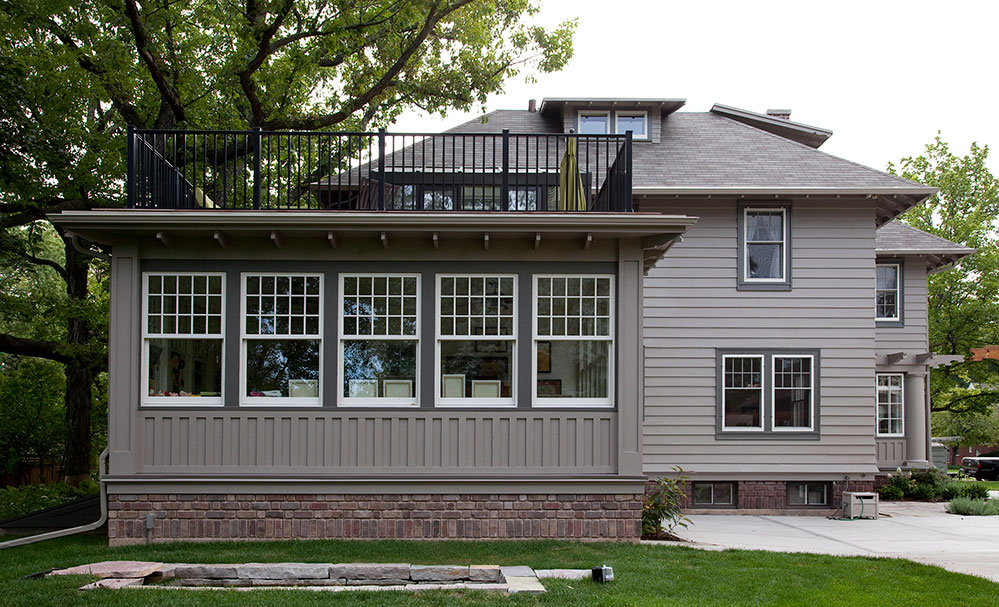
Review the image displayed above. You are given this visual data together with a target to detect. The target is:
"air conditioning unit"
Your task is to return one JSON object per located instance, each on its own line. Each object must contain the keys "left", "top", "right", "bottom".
{"left": 842, "top": 491, "right": 878, "bottom": 519}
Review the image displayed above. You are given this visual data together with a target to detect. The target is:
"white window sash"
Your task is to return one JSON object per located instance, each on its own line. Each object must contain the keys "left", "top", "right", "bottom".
{"left": 435, "top": 274, "right": 517, "bottom": 407}
{"left": 720, "top": 354, "right": 765, "bottom": 431}
{"left": 577, "top": 110, "right": 611, "bottom": 135}
{"left": 771, "top": 354, "right": 814, "bottom": 432}
{"left": 875, "top": 264, "right": 901, "bottom": 321}
{"left": 876, "top": 373, "right": 905, "bottom": 437}
{"left": 141, "top": 272, "right": 225, "bottom": 407}
{"left": 532, "top": 274, "right": 615, "bottom": 408}
{"left": 613, "top": 110, "right": 649, "bottom": 139}
{"left": 339, "top": 273, "right": 420, "bottom": 408}
{"left": 743, "top": 207, "right": 787, "bottom": 282}
{"left": 240, "top": 272, "right": 323, "bottom": 407}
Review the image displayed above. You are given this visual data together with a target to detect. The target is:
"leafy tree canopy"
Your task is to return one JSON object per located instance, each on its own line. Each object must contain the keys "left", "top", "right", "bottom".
{"left": 891, "top": 135, "right": 999, "bottom": 415}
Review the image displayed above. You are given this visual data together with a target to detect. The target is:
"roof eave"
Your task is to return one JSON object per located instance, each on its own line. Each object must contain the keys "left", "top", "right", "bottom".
{"left": 710, "top": 103, "right": 833, "bottom": 148}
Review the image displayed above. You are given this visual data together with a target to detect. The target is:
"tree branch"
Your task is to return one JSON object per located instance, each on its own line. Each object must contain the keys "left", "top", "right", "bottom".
{"left": 262, "top": 0, "right": 475, "bottom": 130}
{"left": 0, "top": 334, "right": 74, "bottom": 365}
{"left": 2, "top": 245, "right": 69, "bottom": 281}
{"left": 1, "top": 199, "right": 93, "bottom": 229}
{"left": 122, "top": 0, "right": 186, "bottom": 127}
{"left": 238, "top": 0, "right": 296, "bottom": 125}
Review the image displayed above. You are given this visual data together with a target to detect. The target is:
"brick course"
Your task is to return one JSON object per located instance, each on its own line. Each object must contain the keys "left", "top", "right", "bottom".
{"left": 107, "top": 492, "right": 643, "bottom": 545}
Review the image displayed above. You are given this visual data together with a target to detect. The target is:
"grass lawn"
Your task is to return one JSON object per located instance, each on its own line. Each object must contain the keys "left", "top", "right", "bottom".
{"left": 0, "top": 536, "right": 996, "bottom": 606}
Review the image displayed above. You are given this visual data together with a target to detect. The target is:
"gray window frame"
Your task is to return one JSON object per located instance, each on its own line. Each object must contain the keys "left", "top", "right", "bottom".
{"left": 691, "top": 482, "right": 737, "bottom": 508}
{"left": 715, "top": 348, "right": 821, "bottom": 439}
{"left": 875, "top": 258, "right": 904, "bottom": 327}
{"left": 786, "top": 481, "right": 830, "bottom": 507}
{"left": 737, "top": 202, "right": 792, "bottom": 291}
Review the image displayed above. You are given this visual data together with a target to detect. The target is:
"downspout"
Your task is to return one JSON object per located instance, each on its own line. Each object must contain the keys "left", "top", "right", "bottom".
{"left": 0, "top": 448, "right": 110, "bottom": 549}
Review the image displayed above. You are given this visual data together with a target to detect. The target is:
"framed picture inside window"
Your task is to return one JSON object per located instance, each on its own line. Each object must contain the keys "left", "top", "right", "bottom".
{"left": 537, "top": 379, "right": 562, "bottom": 396}
{"left": 537, "top": 341, "right": 551, "bottom": 373}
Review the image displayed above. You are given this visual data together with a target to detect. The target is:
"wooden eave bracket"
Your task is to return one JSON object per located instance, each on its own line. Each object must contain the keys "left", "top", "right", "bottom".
{"left": 327, "top": 232, "right": 337, "bottom": 248}
{"left": 213, "top": 231, "right": 226, "bottom": 248}
{"left": 915, "top": 352, "right": 933, "bottom": 364}
{"left": 534, "top": 233, "right": 541, "bottom": 250}
{"left": 483, "top": 233, "right": 490, "bottom": 250}
{"left": 885, "top": 352, "right": 905, "bottom": 364}
{"left": 155, "top": 231, "right": 171, "bottom": 247}
{"left": 380, "top": 232, "right": 389, "bottom": 249}
{"left": 583, "top": 233, "right": 593, "bottom": 250}
{"left": 270, "top": 231, "right": 282, "bottom": 248}
{"left": 432, "top": 232, "right": 439, "bottom": 249}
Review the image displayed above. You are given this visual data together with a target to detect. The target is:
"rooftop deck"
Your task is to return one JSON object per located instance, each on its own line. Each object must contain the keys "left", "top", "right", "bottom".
{"left": 127, "top": 128, "right": 634, "bottom": 213}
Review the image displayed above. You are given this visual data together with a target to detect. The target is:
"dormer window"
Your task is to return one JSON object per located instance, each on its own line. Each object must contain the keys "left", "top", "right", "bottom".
{"left": 614, "top": 111, "right": 648, "bottom": 139}
{"left": 578, "top": 111, "right": 610, "bottom": 134}
{"left": 577, "top": 110, "right": 648, "bottom": 139}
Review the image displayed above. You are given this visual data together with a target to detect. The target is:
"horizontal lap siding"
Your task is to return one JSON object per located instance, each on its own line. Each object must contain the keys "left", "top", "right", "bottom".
{"left": 642, "top": 199, "right": 879, "bottom": 476}
{"left": 876, "top": 260, "right": 929, "bottom": 352}
{"left": 138, "top": 410, "right": 616, "bottom": 475}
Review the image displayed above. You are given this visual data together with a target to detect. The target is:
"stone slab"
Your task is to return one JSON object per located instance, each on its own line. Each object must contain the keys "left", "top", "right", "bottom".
{"left": 171, "top": 578, "right": 252, "bottom": 587}
{"left": 237, "top": 563, "right": 330, "bottom": 580}
{"left": 505, "top": 576, "right": 546, "bottom": 595}
{"left": 172, "top": 564, "right": 240, "bottom": 579}
{"left": 79, "top": 578, "right": 145, "bottom": 591}
{"left": 51, "top": 561, "right": 163, "bottom": 579}
{"left": 410, "top": 564, "right": 468, "bottom": 581}
{"left": 536, "top": 569, "right": 591, "bottom": 580}
{"left": 468, "top": 565, "right": 502, "bottom": 582}
{"left": 499, "top": 565, "right": 535, "bottom": 580}
{"left": 346, "top": 578, "right": 410, "bottom": 586}
{"left": 329, "top": 563, "right": 411, "bottom": 580}
{"left": 404, "top": 582, "right": 466, "bottom": 591}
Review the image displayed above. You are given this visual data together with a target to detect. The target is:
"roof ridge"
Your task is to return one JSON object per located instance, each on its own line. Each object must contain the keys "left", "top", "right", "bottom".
{"left": 702, "top": 112, "right": 932, "bottom": 191}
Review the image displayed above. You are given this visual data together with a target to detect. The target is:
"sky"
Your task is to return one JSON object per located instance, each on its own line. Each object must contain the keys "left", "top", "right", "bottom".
{"left": 393, "top": 0, "right": 999, "bottom": 173}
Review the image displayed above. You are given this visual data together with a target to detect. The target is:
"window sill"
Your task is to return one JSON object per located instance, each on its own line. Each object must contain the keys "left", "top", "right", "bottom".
{"left": 736, "top": 281, "right": 792, "bottom": 292}
{"left": 715, "top": 432, "right": 820, "bottom": 441}
{"left": 875, "top": 319, "right": 905, "bottom": 328}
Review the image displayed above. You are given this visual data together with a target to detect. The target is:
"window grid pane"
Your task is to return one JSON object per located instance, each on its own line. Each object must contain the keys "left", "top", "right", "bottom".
{"left": 745, "top": 210, "right": 785, "bottom": 280}
{"left": 245, "top": 274, "right": 321, "bottom": 336}
{"left": 439, "top": 276, "right": 515, "bottom": 337}
{"left": 536, "top": 276, "right": 612, "bottom": 338}
{"left": 723, "top": 356, "right": 763, "bottom": 428}
{"left": 773, "top": 356, "right": 812, "bottom": 429}
{"left": 342, "top": 275, "right": 418, "bottom": 338}
{"left": 147, "top": 274, "right": 223, "bottom": 337}
{"left": 877, "top": 373, "right": 904, "bottom": 435}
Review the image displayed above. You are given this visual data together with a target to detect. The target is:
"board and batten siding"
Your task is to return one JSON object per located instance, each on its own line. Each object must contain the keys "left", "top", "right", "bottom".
{"left": 641, "top": 198, "right": 880, "bottom": 478}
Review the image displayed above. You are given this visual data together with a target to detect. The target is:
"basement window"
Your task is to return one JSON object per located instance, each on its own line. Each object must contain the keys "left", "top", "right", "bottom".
{"left": 692, "top": 482, "right": 736, "bottom": 507}
{"left": 787, "top": 482, "right": 829, "bottom": 506}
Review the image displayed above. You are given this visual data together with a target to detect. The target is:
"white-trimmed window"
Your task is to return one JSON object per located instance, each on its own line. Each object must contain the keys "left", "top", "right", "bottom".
{"left": 773, "top": 355, "right": 814, "bottom": 431}
{"left": 533, "top": 275, "right": 614, "bottom": 406}
{"left": 241, "top": 273, "right": 322, "bottom": 405}
{"left": 876, "top": 263, "right": 900, "bottom": 321}
{"left": 143, "top": 273, "right": 224, "bottom": 405}
{"left": 340, "top": 274, "right": 419, "bottom": 406}
{"left": 877, "top": 373, "right": 904, "bottom": 437}
{"left": 721, "top": 355, "right": 764, "bottom": 430}
{"left": 577, "top": 110, "right": 610, "bottom": 135}
{"left": 614, "top": 111, "right": 648, "bottom": 139}
{"left": 692, "top": 482, "right": 736, "bottom": 507}
{"left": 436, "top": 274, "right": 516, "bottom": 406}
{"left": 743, "top": 208, "right": 787, "bottom": 282}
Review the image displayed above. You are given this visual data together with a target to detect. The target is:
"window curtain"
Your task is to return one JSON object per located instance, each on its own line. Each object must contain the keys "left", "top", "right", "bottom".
{"left": 578, "top": 341, "right": 607, "bottom": 398}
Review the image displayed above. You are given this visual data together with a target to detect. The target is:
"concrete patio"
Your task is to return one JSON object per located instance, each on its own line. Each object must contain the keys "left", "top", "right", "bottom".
{"left": 670, "top": 501, "right": 999, "bottom": 583}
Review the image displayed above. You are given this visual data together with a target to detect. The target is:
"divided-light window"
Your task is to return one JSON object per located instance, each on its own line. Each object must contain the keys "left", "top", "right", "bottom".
{"left": 340, "top": 275, "right": 420, "bottom": 406}
{"left": 876, "top": 263, "right": 901, "bottom": 321}
{"left": 143, "top": 273, "right": 224, "bottom": 405}
{"left": 242, "top": 274, "right": 322, "bottom": 405}
{"left": 876, "top": 373, "right": 904, "bottom": 437}
{"left": 436, "top": 275, "right": 516, "bottom": 406}
{"left": 534, "top": 275, "right": 614, "bottom": 406}
{"left": 743, "top": 208, "right": 787, "bottom": 282}
{"left": 719, "top": 351, "right": 817, "bottom": 434}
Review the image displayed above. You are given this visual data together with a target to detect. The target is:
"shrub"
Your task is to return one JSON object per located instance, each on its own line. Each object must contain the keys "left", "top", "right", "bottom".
{"left": 879, "top": 472, "right": 913, "bottom": 500}
{"left": 963, "top": 483, "right": 990, "bottom": 500}
{"left": 0, "top": 481, "right": 98, "bottom": 521}
{"left": 643, "top": 466, "right": 690, "bottom": 537}
{"left": 948, "top": 497, "right": 999, "bottom": 516}
{"left": 879, "top": 484, "right": 905, "bottom": 501}
{"left": 939, "top": 482, "right": 963, "bottom": 501}
{"left": 910, "top": 483, "right": 936, "bottom": 501}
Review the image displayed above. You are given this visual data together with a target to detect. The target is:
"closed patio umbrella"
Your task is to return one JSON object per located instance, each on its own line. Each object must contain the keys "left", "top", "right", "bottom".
{"left": 558, "top": 137, "right": 587, "bottom": 211}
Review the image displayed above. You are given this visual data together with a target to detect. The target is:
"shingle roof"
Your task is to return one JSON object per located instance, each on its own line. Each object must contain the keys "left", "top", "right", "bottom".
{"left": 444, "top": 110, "right": 932, "bottom": 193}
{"left": 875, "top": 221, "right": 976, "bottom": 255}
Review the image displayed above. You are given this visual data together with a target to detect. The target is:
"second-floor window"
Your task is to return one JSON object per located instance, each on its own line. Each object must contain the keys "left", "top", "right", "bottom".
{"left": 743, "top": 208, "right": 787, "bottom": 282}
{"left": 876, "top": 263, "right": 901, "bottom": 321}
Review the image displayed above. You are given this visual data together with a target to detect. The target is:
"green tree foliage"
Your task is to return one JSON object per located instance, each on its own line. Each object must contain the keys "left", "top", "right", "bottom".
{"left": 0, "top": 0, "right": 576, "bottom": 480}
{"left": 890, "top": 135, "right": 999, "bottom": 415}
{"left": 932, "top": 410, "right": 999, "bottom": 449}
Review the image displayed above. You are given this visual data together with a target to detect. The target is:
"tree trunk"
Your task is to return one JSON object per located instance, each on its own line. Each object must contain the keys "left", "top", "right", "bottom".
{"left": 62, "top": 240, "right": 94, "bottom": 484}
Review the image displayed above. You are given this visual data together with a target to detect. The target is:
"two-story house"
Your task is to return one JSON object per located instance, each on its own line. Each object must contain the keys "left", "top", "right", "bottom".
{"left": 51, "top": 97, "right": 972, "bottom": 544}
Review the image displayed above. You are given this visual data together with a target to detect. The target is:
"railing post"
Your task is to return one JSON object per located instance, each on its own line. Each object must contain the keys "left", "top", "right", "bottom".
{"left": 252, "top": 127, "right": 262, "bottom": 210}
{"left": 501, "top": 129, "right": 510, "bottom": 211}
{"left": 378, "top": 128, "right": 386, "bottom": 210}
{"left": 624, "top": 130, "right": 633, "bottom": 212}
{"left": 126, "top": 124, "right": 136, "bottom": 208}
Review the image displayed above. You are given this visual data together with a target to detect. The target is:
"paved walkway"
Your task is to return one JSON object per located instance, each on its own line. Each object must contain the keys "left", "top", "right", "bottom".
{"left": 672, "top": 501, "right": 999, "bottom": 583}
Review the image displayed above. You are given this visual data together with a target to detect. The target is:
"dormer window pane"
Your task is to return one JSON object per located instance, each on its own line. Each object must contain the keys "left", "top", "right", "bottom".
{"left": 616, "top": 113, "right": 647, "bottom": 138}
{"left": 578, "top": 112, "right": 609, "bottom": 135}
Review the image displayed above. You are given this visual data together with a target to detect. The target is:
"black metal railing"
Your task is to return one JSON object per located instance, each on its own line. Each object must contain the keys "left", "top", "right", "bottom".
{"left": 127, "top": 127, "right": 633, "bottom": 212}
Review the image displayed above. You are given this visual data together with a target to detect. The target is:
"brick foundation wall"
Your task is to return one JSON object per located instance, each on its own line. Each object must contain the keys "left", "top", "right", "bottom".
{"left": 646, "top": 479, "right": 879, "bottom": 511}
{"left": 107, "top": 493, "right": 643, "bottom": 545}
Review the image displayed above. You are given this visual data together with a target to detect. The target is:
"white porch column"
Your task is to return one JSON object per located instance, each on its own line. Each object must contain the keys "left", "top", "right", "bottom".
{"left": 902, "top": 370, "right": 929, "bottom": 468}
